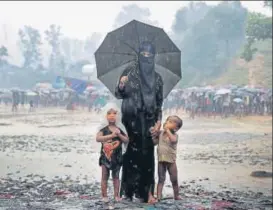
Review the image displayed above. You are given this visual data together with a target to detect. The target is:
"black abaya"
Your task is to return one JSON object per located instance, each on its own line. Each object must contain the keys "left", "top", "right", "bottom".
{"left": 115, "top": 61, "right": 163, "bottom": 202}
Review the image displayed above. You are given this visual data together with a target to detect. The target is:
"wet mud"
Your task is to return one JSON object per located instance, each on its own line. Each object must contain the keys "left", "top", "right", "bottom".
{"left": 0, "top": 108, "right": 272, "bottom": 209}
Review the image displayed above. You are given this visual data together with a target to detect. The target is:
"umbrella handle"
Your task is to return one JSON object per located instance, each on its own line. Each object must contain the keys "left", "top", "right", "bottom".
{"left": 119, "top": 70, "right": 132, "bottom": 85}
{"left": 126, "top": 70, "right": 132, "bottom": 79}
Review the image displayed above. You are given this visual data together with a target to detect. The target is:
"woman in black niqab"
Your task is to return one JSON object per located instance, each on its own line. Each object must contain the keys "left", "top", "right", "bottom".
{"left": 138, "top": 41, "right": 156, "bottom": 112}
{"left": 115, "top": 41, "right": 164, "bottom": 203}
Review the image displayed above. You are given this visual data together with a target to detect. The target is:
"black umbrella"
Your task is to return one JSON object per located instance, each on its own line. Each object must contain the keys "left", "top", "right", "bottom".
{"left": 94, "top": 20, "right": 181, "bottom": 98}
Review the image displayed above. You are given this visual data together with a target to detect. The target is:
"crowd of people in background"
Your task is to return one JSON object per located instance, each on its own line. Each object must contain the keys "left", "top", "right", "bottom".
{"left": 0, "top": 87, "right": 111, "bottom": 113}
{"left": 0, "top": 85, "right": 272, "bottom": 119}
{"left": 163, "top": 85, "right": 272, "bottom": 119}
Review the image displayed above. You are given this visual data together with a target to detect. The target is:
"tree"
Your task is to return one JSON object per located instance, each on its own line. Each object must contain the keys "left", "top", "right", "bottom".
{"left": 172, "top": 2, "right": 210, "bottom": 34}
{"left": 240, "top": 40, "right": 258, "bottom": 62}
{"left": 178, "top": 2, "right": 247, "bottom": 86}
{"left": 0, "top": 46, "right": 9, "bottom": 78}
{"left": 241, "top": 12, "right": 272, "bottom": 62}
{"left": 0, "top": 46, "right": 8, "bottom": 58}
{"left": 83, "top": 32, "right": 101, "bottom": 64}
{"left": 172, "top": 7, "right": 189, "bottom": 34}
{"left": 212, "top": 2, "right": 247, "bottom": 58}
{"left": 60, "top": 37, "right": 86, "bottom": 65}
{"left": 264, "top": 0, "right": 272, "bottom": 9}
{"left": 18, "top": 26, "right": 42, "bottom": 70}
{"left": 60, "top": 37, "right": 72, "bottom": 62}
{"left": 0, "top": 46, "right": 8, "bottom": 65}
{"left": 45, "top": 24, "right": 62, "bottom": 72}
{"left": 84, "top": 32, "right": 101, "bottom": 55}
{"left": 113, "top": 4, "right": 158, "bottom": 28}
{"left": 246, "top": 12, "right": 272, "bottom": 42}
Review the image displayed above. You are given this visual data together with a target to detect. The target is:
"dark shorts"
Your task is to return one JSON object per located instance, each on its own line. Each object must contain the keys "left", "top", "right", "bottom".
{"left": 101, "top": 164, "right": 121, "bottom": 179}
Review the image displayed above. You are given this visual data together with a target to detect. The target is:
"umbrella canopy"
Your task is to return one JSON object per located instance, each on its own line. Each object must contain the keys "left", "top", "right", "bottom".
{"left": 233, "top": 89, "right": 253, "bottom": 97}
{"left": 26, "top": 91, "right": 37, "bottom": 96}
{"left": 213, "top": 95, "right": 222, "bottom": 101}
{"left": 41, "top": 89, "right": 50, "bottom": 94}
{"left": 233, "top": 98, "right": 243, "bottom": 103}
{"left": 85, "top": 85, "right": 96, "bottom": 92}
{"left": 62, "top": 87, "right": 75, "bottom": 92}
{"left": 186, "top": 86, "right": 199, "bottom": 92}
{"left": 94, "top": 20, "right": 181, "bottom": 98}
{"left": 215, "top": 88, "right": 231, "bottom": 95}
{"left": 35, "top": 83, "right": 52, "bottom": 90}
{"left": 11, "top": 87, "right": 20, "bottom": 92}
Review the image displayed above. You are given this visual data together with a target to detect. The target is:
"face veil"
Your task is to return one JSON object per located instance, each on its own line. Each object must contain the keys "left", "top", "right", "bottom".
{"left": 138, "top": 41, "right": 156, "bottom": 112}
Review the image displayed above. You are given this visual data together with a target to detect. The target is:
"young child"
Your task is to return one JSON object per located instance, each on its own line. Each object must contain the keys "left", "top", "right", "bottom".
{"left": 96, "top": 106, "right": 129, "bottom": 202}
{"left": 153, "top": 115, "right": 183, "bottom": 201}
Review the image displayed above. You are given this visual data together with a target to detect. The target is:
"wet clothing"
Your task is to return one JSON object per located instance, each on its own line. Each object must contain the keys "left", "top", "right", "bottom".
{"left": 115, "top": 60, "right": 163, "bottom": 202}
{"left": 138, "top": 41, "right": 156, "bottom": 111}
{"left": 156, "top": 132, "right": 179, "bottom": 192}
{"left": 101, "top": 164, "right": 121, "bottom": 180}
{"left": 98, "top": 126, "right": 125, "bottom": 170}
{"left": 158, "top": 161, "right": 178, "bottom": 184}
{"left": 157, "top": 132, "right": 178, "bottom": 164}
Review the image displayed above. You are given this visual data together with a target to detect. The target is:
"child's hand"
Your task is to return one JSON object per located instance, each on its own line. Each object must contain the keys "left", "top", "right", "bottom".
{"left": 114, "top": 128, "right": 121, "bottom": 135}
{"left": 111, "top": 132, "right": 118, "bottom": 138}
{"left": 164, "top": 127, "right": 170, "bottom": 132}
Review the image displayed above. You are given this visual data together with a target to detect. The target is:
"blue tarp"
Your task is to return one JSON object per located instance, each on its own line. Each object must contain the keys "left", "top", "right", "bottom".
{"left": 54, "top": 76, "right": 88, "bottom": 94}
{"left": 64, "top": 77, "right": 88, "bottom": 94}
{"left": 53, "top": 76, "right": 66, "bottom": 89}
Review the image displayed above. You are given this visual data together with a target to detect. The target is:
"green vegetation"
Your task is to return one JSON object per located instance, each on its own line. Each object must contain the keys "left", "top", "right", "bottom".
{"left": 211, "top": 39, "right": 272, "bottom": 87}
{"left": 0, "top": 1, "right": 272, "bottom": 89}
{"left": 173, "top": 1, "right": 272, "bottom": 88}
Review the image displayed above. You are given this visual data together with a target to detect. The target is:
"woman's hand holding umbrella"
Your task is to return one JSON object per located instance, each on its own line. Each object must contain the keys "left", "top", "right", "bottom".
{"left": 119, "top": 76, "right": 128, "bottom": 90}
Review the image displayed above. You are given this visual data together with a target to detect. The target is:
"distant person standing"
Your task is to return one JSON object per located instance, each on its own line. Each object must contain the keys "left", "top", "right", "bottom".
{"left": 222, "top": 94, "right": 230, "bottom": 118}
{"left": 189, "top": 92, "right": 197, "bottom": 119}
{"left": 20, "top": 91, "right": 26, "bottom": 109}
{"left": 12, "top": 91, "right": 19, "bottom": 113}
{"left": 29, "top": 100, "right": 34, "bottom": 112}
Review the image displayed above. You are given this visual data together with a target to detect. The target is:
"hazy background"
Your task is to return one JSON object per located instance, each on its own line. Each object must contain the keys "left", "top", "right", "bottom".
{"left": 0, "top": 1, "right": 272, "bottom": 88}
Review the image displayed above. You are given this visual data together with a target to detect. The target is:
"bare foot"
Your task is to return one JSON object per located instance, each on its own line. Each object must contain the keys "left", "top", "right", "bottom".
{"left": 148, "top": 196, "right": 158, "bottom": 204}
{"left": 102, "top": 197, "right": 109, "bottom": 202}
{"left": 115, "top": 196, "right": 122, "bottom": 202}
{"left": 174, "top": 195, "right": 182, "bottom": 200}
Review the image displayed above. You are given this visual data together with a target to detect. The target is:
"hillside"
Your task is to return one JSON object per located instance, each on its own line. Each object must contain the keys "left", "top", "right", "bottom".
{"left": 210, "top": 39, "right": 272, "bottom": 88}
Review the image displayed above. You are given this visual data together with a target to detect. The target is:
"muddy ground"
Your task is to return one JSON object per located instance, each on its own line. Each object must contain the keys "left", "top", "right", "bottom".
{"left": 0, "top": 106, "right": 272, "bottom": 209}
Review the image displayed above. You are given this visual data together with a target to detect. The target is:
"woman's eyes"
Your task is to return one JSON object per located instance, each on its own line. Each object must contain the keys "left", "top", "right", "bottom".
{"left": 140, "top": 52, "right": 153, "bottom": 57}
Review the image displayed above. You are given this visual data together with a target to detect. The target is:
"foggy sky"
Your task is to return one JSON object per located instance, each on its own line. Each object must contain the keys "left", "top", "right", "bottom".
{"left": 0, "top": 1, "right": 271, "bottom": 65}
{"left": 0, "top": 1, "right": 271, "bottom": 38}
